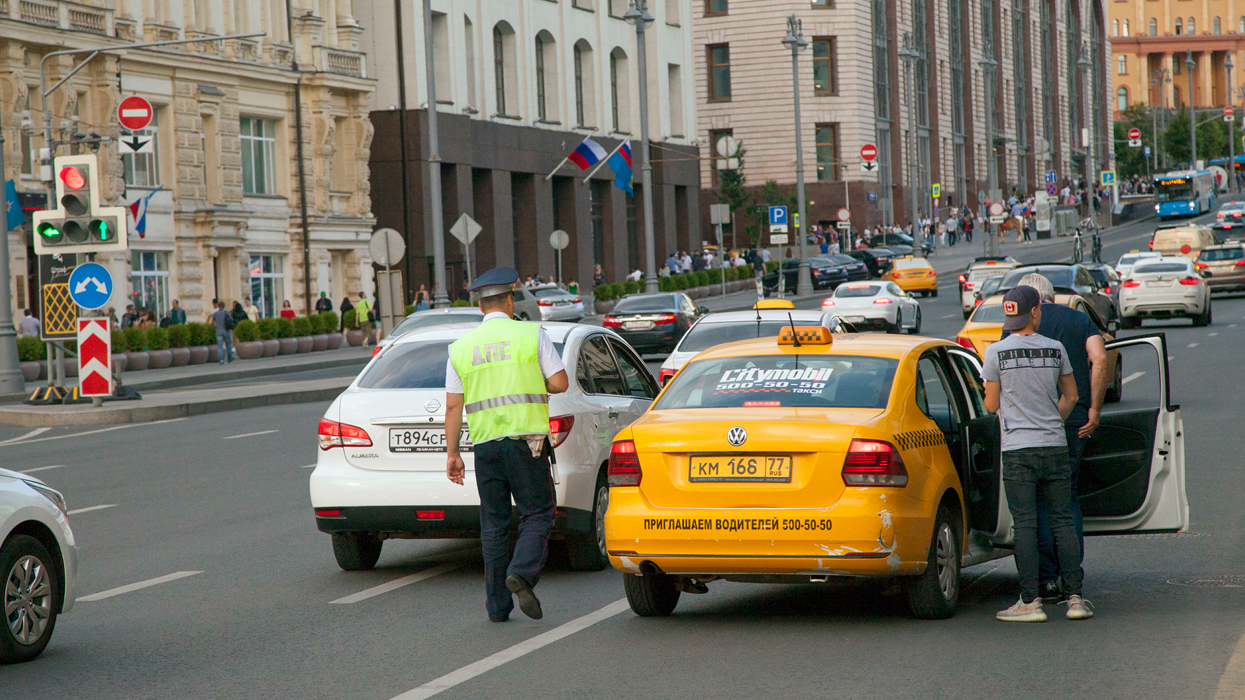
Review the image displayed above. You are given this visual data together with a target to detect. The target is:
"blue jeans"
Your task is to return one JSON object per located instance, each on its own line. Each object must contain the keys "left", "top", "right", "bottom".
{"left": 1037, "top": 426, "right": 1087, "bottom": 585}
{"left": 216, "top": 333, "right": 233, "bottom": 363}
{"left": 474, "top": 437, "right": 555, "bottom": 620}
{"left": 1002, "top": 446, "right": 1083, "bottom": 603}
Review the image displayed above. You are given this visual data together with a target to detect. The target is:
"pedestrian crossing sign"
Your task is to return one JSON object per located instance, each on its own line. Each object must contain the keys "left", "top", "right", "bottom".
{"left": 1100, "top": 170, "right": 1116, "bottom": 187}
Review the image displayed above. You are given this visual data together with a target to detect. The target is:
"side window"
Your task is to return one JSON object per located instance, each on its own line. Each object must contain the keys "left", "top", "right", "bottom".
{"left": 609, "top": 338, "right": 659, "bottom": 399}
{"left": 575, "top": 351, "right": 595, "bottom": 393}
{"left": 582, "top": 336, "right": 627, "bottom": 395}
{"left": 948, "top": 352, "right": 986, "bottom": 416}
{"left": 512, "top": 290, "right": 524, "bottom": 304}
{"left": 916, "top": 356, "right": 958, "bottom": 433}
{"left": 888, "top": 283, "right": 904, "bottom": 296}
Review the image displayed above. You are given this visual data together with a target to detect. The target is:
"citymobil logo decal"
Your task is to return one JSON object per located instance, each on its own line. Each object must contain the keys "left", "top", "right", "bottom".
{"left": 1004, "top": 300, "right": 1020, "bottom": 316}
{"left": 727, "top": 427, "right": 747, "bottom": 447}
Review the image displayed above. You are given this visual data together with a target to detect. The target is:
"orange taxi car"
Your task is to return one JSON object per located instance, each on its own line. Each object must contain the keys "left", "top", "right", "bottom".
{"left": 888, "top": 256, "right": 938, "bottom": 297}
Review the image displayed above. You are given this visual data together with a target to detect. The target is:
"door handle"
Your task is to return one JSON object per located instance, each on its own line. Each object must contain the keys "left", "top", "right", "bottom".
{"left": 608, "top": 409, "right": 619, "bottom": 419}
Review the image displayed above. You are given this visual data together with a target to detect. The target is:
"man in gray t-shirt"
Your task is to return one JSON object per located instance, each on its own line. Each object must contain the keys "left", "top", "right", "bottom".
{"left": 983, "top": 286, "right": 1091, "bottom": 622}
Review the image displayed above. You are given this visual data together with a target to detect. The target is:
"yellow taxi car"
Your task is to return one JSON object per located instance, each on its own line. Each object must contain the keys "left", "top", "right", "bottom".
{"left": 887, "top": 256, "right": 938, "bottom": 297}
{"left": 955, "top": 293, "right": 1124, "bottom": 401}
{"left": 605, "top": 328, "right": 1186, "bottom": 619}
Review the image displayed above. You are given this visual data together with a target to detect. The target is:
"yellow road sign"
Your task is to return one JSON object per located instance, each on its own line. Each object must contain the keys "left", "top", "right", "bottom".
{"left": 41, "top": 282, "right": 78, "bottom": 340}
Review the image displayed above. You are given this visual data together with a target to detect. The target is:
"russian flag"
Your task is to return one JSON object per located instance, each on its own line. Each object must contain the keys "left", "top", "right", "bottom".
{"left": 127, "top": 186, "right": 162, "bottom": 238}
{"left": 607, "top": 140, "right": 634, "bottom": 195}
{"left": 567, "top": 138, "right": 608, "bottom": 170}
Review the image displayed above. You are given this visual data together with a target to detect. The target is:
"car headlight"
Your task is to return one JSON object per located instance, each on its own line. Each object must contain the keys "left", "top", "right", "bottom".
{"left": 23, "top": 480, "right": 67, "bottom": 514}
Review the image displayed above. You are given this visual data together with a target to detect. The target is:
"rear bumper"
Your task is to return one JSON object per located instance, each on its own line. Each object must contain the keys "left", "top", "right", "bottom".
{"left": 1121, "top": 295, "right": 1204, "bottom": 317}
{"left": 539, "top": 305, "right": 585, "bottom": 321}
{"left": 615, "top": 327, "right": 678, "bottom": 349}
{"left": 895, "top": 278, "right": 937, "bottom": 292}
{"left": 314, "top": 505, "right": 591, "bottom": 536}
{"left": 1204, "top": 274, "right": 1245, "bottom": 291}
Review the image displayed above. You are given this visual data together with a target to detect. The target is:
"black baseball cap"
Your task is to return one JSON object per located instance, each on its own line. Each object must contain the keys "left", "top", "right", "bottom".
{"left": 1002, "top": 285, "right": 1040, "bottom": 331}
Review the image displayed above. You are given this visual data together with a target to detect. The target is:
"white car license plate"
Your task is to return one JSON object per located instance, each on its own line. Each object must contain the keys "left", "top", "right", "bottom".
{"left": 1146, "top": 280, "right": 1171, "bottom": 288}
{"left": 389, "top": 428, "right": 473, "bottom": 453}
{"left": 624, "top": 320, "right": 653, "bottom": 331}
{"left": 842, "top": 316, "right": 866, "bottom": 323}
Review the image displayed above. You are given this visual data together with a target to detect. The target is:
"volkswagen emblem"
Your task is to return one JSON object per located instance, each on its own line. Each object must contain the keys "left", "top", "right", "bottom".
{"left": 727, "top": 427, "right": 747, "bottom": 447}
{"left": 424, "top": 399, "right": 442, "bottom": 413}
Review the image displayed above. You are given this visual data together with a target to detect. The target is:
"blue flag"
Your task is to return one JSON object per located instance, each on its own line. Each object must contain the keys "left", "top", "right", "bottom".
{"left": 5, "top": 180, "right": 21, "bottom": 232}
{"left": 607, "top": 140, "right": 634, "bottom": 195}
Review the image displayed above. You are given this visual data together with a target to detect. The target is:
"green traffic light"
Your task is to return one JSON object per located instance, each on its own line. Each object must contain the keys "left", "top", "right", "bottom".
{"left": 37, "top": 222, "right": 62, "bottom": 239}
{"left": 93, "top": 219, "right": 109, "bottom": 241}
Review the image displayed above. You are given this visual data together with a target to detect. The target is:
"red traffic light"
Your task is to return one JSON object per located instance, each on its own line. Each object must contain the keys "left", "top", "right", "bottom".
{"left": 60, "top": 166, "right": 86, "bottom": 190}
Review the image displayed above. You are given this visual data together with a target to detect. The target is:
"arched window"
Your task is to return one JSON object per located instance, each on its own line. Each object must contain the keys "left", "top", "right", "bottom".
{"left": 1149, "top": 18, "right": 1157, "bottom": 36}
{"left": 609, "top": 48, "right": 630, "bottom": 133}
{"left": 1117, "top": 87, "right": 1128, "bottom": 113}
{"left": 1174, "top": 85, "right": 1183, "bottom": 108}
{"left": 572, "top": 40, "right": 595, "bottom": 128}
{"left": 1240, "top": 16, "right": 1244, "bottom": 33}
{"left": 1123, "top": 19, "right": 1129, "bottom": 36}
{"left": 1175, "top": 17, "right": 1182, "bottom": 35}
{"left": 1112, "top": 19, "right": 1118, "bottom": 37}
{"left": 493, "top": 26, "right": 507, "bottom": 115}
{"left": 1117, "top": 55, "right": 1127, "bottom": 74}
{"left": 1189, "top": 17, "right": 1195, "bottom": 34}
{"left": 534, "top": 31, "right": 559, "bottom": 122}
{"left": 1215, "top": 16, "right": 1222, "bottom": 34}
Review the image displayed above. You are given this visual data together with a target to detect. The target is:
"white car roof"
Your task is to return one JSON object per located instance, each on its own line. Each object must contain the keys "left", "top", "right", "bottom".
{"left": 388, "top": 320, "right": 596, "bottom": 348}
{"left": 686, "top": 309, "right": 830, "bottom": 324}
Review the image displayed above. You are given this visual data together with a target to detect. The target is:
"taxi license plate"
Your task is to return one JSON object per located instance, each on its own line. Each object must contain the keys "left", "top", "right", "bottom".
{"left": 688, "top": 455, "right": 792, "bottom": 483}
{"left": 1146, "top": 280, "right": 1172, "bottom": 287}
{"left": 624, "top": 320, "right": 653, "bottom": 331}
{"left": 841, "top": 316, "right": 866, "bottom": 323}
{"left": 389, "top": 428, "right": 473, "bottom": 453}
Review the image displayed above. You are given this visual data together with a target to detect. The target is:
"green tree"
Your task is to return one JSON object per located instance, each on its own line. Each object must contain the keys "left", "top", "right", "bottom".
{"left": 713, "top": 146, "right": 757, "bottom": 246}
{"left": 1162, "top": 108, "right": 1232, "bottom": 168}
{"left": 1113, "top": 104, "right": 1153, "bottom": 180}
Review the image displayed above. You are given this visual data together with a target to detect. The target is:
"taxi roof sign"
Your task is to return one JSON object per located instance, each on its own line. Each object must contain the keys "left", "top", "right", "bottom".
{"left": 754, "top": 299, "right": 796, "bottom": 310}
{"left": 778, "top": 326, "right": 832, "bottom": 345}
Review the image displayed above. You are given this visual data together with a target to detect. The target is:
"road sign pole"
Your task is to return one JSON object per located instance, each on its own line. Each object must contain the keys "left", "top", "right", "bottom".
{"left": 0, "top": 104, "right": 23, "bottom": 394}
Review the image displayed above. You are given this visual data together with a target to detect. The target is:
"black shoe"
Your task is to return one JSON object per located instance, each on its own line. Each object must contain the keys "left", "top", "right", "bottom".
{"left": 1039, "top": 581, "right": 1066, "bottom": 604}
{"left": 488, "top": 614, "right": 510, "bottom": 623}
{"left": 505, "top": 574, "right": 543, "bottom": 620}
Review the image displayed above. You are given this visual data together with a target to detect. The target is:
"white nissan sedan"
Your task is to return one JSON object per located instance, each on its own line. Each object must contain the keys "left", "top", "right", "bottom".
{"left": 1120, "top": 257, "right": 1212, "bottom": 328}
{"left": 1, "top": 467, "right": 76, "bottom": 664}
{"left": 821, "top": 280, "right": 922, "bottom": 333}
{"left": 310, "top": 323, "right": 659, "bottom": 572}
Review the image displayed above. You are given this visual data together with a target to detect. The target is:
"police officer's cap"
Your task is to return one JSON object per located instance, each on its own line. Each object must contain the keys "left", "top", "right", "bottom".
{"left": 468, "top": 267, "right": 519, "bottom": 301}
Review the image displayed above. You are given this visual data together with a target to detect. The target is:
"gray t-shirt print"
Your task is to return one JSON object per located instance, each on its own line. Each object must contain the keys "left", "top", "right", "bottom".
{"left": 982, "top": 333, "right": 1073, "bottom": 452}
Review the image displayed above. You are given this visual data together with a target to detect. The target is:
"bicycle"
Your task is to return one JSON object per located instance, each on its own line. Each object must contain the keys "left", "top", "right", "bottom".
{"left": 1073, "top": 218, "right": 1103, "bottom": 264}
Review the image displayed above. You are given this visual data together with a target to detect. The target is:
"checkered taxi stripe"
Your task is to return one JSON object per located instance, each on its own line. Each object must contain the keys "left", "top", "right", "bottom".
{"left": 893, "top": 429, "right": 945, "bottom": 451}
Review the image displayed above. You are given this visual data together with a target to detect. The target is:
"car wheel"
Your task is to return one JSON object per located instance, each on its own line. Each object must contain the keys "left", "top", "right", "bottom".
{"left": 623, "top": 572, "right": 681, "bottom": 617}
{"left": 907, "top": 308, "right": 922, "bottom": 335}
{"left": 1105, "top": 356, "right": 1123, "bottom": 403}
{"left": 0, "top": 535, "right": 59, "bottom": 664}
{"left": 331, "top": 532, "right": 383, "bottom": 571}
{"left": 903, "top": 505, "right": 960, "bottom": 620}
{"left": 1192, "top": 302, "right": 1211, "bottom": 327}
{"left": 568, "top": 476, "right": 610, "bottom": 572}
{"left": 888, "top": 311, "right": 903, "bottom": 334}
{"left": 931, "top": 288, "right": 939, "bottom": 298}
{"left": 518, "top": 312, "right": 530, "bottom": 321}
{"left": 963, "top": 308, "right": 973, "bottom": 320}
{"left": 1121, "top": 315, "right": 1140, "bottom": 329}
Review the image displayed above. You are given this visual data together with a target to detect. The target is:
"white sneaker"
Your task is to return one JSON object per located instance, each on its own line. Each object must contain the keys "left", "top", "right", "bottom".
{"left": 997, "top": 596, "right": 1048, "bottom": 622}
{"left": 1064, "top": 595, "right": 1094, "bottom": 620}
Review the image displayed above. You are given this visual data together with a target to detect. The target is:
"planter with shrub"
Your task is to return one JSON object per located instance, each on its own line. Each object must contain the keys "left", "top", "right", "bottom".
{"left": 308, "top": 314, "right": 329, "bottom": 351}
{"left": 17, "top": 337, "right": 42, "bottom": 382}
{"left": 320, "top": 311, "right": 342, "bottom": 349}
{"left": 122, "top": 327, "right": 149, "bottom": 371}
{"left": 110, "top": 329, "right": 128, "bottom": 372}
{"left": 167, "top": 324, "right": 192, "bottom": 366}
{"left": 146, "top": 327, "right": 173, "bottom": 369}
{"left": 292, "top": 316, "right": 313, "bottom": 353}
{"left": 189, "top": 323, "right": 213, "bottom": 364}
{"left": 592, "top": 284, "right": 617, "bottom": 314}
{"left": 275, "top": 317, "right": 298, "bottom": 355}
{"left": 342, "top": 309, "right": 364, "bottom": 346}
{"left": 256, "top": 318, "right": 281, "bottom": 357}
{"left": 232, "top": 319, "right": 263, "bottom": 360}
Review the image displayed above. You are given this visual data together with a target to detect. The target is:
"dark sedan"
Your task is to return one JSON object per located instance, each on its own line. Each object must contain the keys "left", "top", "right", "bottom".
{"left": 763, "top": 259, "right": 849, "bottom": 293}
{"left": 602, "top": 293, "right": 706, "bottom": 354}
{"left": 996, "top": 263, "right": 1118, "bottom": 323}
{"left": 869, "top": 232, "right": 915, "bottom": 255}
{"left": 818, "top": 254, "right": 871, "bottom": 282}
{"left": 845, "top": 248, "right": 895, "bottom": 277}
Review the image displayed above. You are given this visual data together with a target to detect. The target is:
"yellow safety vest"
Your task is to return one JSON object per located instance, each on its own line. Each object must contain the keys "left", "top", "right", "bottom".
{"left": 449, "top": 318, "right": 549, "bottom": 442}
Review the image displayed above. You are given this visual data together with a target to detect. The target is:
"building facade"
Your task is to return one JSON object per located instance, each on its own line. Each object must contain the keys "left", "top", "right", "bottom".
{"left": 1110, "top": 1, "right": 1244, "bottom": 117}
{"left": 694, "top": 0, "right": 1112, "bottom": 236}
{"left": 2, "top": 0, "right": 375, "bottom": 324}
{"left": 357, "top": 0, "right": 700, "bottom": 294}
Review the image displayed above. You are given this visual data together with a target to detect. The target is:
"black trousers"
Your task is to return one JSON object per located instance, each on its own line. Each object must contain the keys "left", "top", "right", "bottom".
{"left": 474, "top": 438, "right": 556, "bottom": 620}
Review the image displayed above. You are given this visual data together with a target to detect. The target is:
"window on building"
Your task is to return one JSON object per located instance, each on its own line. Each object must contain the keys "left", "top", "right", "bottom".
{"left": 610, "top": 49, "right": 630, "bottom": 133}
{"left": 493, "top": 26, "right": 507, "bottom": 116}
{"left": 122, "top": 110, "right": 160, "bottom": 188}
{"left": 811, "top": 0, "right": 834, "bottom": 6}
{"left": 812, "top": 37, "right": 836, "bottom": 95}
{"left": 1117, "top": 87, "right": 1128, "bottom": 113}
{"left": 239, "top": 117, "right": 276, "bottom": 195}
{"left": 1240, "top": 16, "right": 1244, "bottom": 34}
{"left": 1188, "top": 17, "right": 1195, "bottom": 34}
{"left": 665, "top": 0, "right": 680, "bottom": 24}
{"left": 464, "top": 17, "right": 477, "bottom": 110}
{"left": 706, "top": 0, "right": 728, "bottom": 15}
{"left": 572, "top": 0, "right": 595, "bottom": 10}
{"left": 1123, "top": 19, "right": 1129, "bottom": 36}
{"left": 708, "top": 44, "right": 731, "bottom": 100}
{"left": 575, "top": 44, "right": 586, "bottom": 126}
{"left": 20, "top": 93, "right": 37, "bottom": 177}
{"left": 1214, "top": 16, "right": 1221, "bottom": 34}
{"left": 249, "top": 254, "right": 284, "bottom": 319}
{"left": 610, "top": 52, "right": 619, "bottom": 131}
{"left": 815, "top": 123, "right": 839, "bottom": 181}
{"left": 1175, "top": 18, "right": 1182, "bottom": 35}
{"left": 668, "top": 63, "right": 684, "bottom": 137}
{"left": 130, "top": 251, "right": 170, "bottom": 317}
{"left": 536, "top": 35, "right": 548, "bottom": 121}
{"left": 708, "top": 127, "right": 733, "bottom": 186}
{"left": 1149, "top": 18, "right": 1157, "bottom": 36}
{"left": 608, "top": 0, "right": 626, "bottom": 17}
{"left": 1117, "top": 55, "right": 1127, "bottom": 75}
{"left": 1173, "top": 56, "right": 1180, "bottom": 75}
{"left": 1112, "top": 19, "right": 1118, "bottom": 37}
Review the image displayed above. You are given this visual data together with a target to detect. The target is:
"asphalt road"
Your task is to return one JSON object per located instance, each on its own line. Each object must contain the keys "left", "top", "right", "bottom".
{"left": 5, "top": 206, "right": 1245, "bottom": 698}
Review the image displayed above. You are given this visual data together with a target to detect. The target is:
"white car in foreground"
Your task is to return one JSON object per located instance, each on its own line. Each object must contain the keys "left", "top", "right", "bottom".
{"left": 1120, "top": 257, "right": 1212, "bottom": 328}
{"left": 656, "top": 305, "right": 847, "bottom": 385}
{"left": 1, "top": 468, "right": 76, "bottom": 664}
{"left": 310, "top": 323, "right": 659, "bottom": 572}
{"left": 821, "top": 281, "right": 922, "bottom": 333}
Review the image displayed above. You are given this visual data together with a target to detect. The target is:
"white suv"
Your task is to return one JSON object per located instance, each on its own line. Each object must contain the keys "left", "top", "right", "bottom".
{"left": 1, "top": 468, "right": 76, "bottom": 664}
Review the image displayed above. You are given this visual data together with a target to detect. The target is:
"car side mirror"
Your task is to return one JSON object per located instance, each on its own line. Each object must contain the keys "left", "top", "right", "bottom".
{"left": 698, "top": 306, "right": 709, "bottom": 315}
{"left": 1107, "top": 320, "right": 1119, "bottom": 334}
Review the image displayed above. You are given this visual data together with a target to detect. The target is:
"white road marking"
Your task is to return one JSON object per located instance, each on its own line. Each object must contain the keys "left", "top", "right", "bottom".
{"left": 0, "top": 418, "right": 188, "bottom": 446}
{"left": 0, "top": 427, "right": 51, "bottom": 446}
{"left": 19, "top": 465, "right": 64, "bottom": 474}
{"left": 1209, "top": 332, "right": 1219, "bottom": 337}
{"left": 301, "top": 463, "right": 317, "bottom": 469}
{"left": 1216, "top": 624, "right": 1245, "bottom": 700}
{"left": 1122, "top": 371, "right": 1146, "bottom": 385}
{"left": 1188, "top": 342, "right": 1200, "bottom": 348}
{"left": 67, "top": 504, "right": 118, "bottom": 515}
{"left": 389, "top": 598, "right": 631, "bottom": 700}
{"left": 941, "top": 314, "right": 956, "bottom": 319}
{"left": 78, "top": 571, "right": 202, "bottom": 602}
{"left": 223, "top": 429, "right": 279, "bottom": 440}
{"left": 329, "top": 562, "right": 465, "bottom": 604}
{"left": 1230, "top": 324, "right": 1239, "bottom": 328}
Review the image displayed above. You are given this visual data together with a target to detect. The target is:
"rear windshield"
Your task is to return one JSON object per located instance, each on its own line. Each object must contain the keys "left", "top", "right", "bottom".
{"left": 613, "top": 295, "right": 676, "bottom": 313}
{"left": 1199, "top": 247, "right": 1245, "bottom": 261}
{"left": 1117, "top": 255, "right": 1154, "bottom": 266}
{"left": 971, "top": 305, "right": 1006, "bottom": 323}
{"left": 655, "top": 355, "right": 898, "bottom": 410}
{"left": 1134, "top": 262, "right": 1191, "bottom": 274}
{"left": 677, "top": 320, "right": 799, "bottom": 353}
{"left": 834, "top": 284, "right": 881, "bottom": 298}
{"left": 1001, "top": 267, "right": 1073, "bottom": 289}
{"left": 389, "top": 313, "right": 481, "bottom": 338}
{"left": 894, "top": 259, "right": 929, "bottom": 270}
{"left": 532, "top": 288, "right": 574, "bottom": 298}
{"left": 968, "top": 267, "right": 1008, "bottom": 282}
{"left": 1087, "top": 269, "right": 1108, "bottom": 282}
{"left": 1152, "top": 231, "right": 1205, "bottom": 248}
{"left": 359, "top": 339, "right": 566, "bottom": 389}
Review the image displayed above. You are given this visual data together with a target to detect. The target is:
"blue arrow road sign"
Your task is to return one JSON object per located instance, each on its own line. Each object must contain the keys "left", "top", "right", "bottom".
{"left": 1044, "top": 170, "right": 1058, "bottom": 185}
{"left": 68, "top": 262, "right": 113, "bottom": 311}
{"left": 768, "top": 205, "right": 788, "bottom": 226}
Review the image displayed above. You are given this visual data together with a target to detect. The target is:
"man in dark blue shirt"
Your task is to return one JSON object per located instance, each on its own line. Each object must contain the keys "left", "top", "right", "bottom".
{"left": 1003, "top": 273, "right": 1108, "bottom": 603}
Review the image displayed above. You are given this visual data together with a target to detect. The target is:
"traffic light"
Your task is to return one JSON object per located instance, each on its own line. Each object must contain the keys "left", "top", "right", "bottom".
{"left": 33, "top": 154, "right": 128, "bottom": 256}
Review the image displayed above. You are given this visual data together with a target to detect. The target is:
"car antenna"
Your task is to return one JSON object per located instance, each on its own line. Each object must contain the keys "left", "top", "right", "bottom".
{"left": 755, "top": 302, "right": 762, "bottom": 336}
{"left": 787, "top": 312, "right": 801, "bottom": 348}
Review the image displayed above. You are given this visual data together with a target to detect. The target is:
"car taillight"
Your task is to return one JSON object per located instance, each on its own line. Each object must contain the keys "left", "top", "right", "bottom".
{"left": 608, "top": 440, "right": 641, "bottom": 486}
{"left": 603, "top": 316, "right": 622, "bottom": 327}
{"left": 1236, "top": 260, "right": 1245, "bottom": 267}
{"left": 372, "top": 346, "right": 382, "bottom": 358}
{"left": 842, "top": 439, "right": 908, "bottom": 487}
{"left": 537, "top": 299, "right": 553, "bottom": 306}
{"left": 955, "top": 336, "right": 975, "bottom": 350}
{"left": 659, "top": 368, "right": 677, "bottom": 384}
{"left": 926, "top": 270, "right": 936, "bottom": 276}
{"left": 318, "top": 418, "right": 373, "bottom": 450}
{"left": 314, "top": 508, "right": 343, "bottom": 518}
{"left": 572, "top": 296, "right": 581, "bottom": 303}
{"left": 416, "top": 510, "right": 445, "bottom": 520}
{"left": 1122, "top": 279, "right": 1141, "bottom": 288}
{"left": 1195, "top": 263, "right": 1208, "bottom": 270}
{"left": 958, "top": 274, "right": 966, "bottom": 284}
{"left": 964, "top": 282, "right": 975, "bottom": 289}
{"left": 822, "top": 298, "right": 836, "bottom": 306}
{"left": 654, "top": 314, "right": 677, "bottom": 325}
{"left": 1103, "top": 285, "right": 1111, "bottom": 294}
{"left": 549, "top": 415, "right": 575, "bottom": 448}
{"left": 1179, "top": 277, "right": 1201, "bottom": 285}
{"left": 1148, "top": 240, "right": 1154, "bottom": 248}
{"left": 873, "top": 297, "right": 893, "bottom": 304}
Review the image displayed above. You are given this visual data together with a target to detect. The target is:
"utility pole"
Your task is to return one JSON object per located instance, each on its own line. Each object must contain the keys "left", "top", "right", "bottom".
{"left": 0, "top": 107, "right": 22, "bottom": 395}
{"left": 1078, "top": 43, "right": 1094, "bottom": 201}
{"left": 423, "top": 0, "right": 449, "bottom": 306}
{"left": 624, "top": 0, "right": 660, "bottom": 294}
{"left": 978, "top": 49, "right": 999, "bottom": 256}
{"left": 782, "top": 15, "right": 813, "bottom": 297}
{"left": 898, "top": 33, "right": 922, "bottom": 254}
{"left": 1229, "top": 53, "right": 1237, "bottom": 192}
{"left": 1151, "top": 68, "right": 1170, "bottom": 172}
{"left": 1187, "top": 49, "right": 1197, "bottom": 168}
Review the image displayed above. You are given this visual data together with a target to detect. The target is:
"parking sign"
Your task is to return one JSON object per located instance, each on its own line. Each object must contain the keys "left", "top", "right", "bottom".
{"left": 1044, "top": 170, "right": 1057, "bottom": 185}
{"left": 768, "top": 205, "right": 789, "bottom": 233}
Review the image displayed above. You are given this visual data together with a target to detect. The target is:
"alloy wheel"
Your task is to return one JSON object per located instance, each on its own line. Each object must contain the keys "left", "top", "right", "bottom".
{"left": 594, "top": 485, "right": 610, "bottom": 557}
{"left": 5, "top": 555, "right": 52, "bottom": 646}
{"left": 935, "top": 523, "right": 957, "bottom": 600}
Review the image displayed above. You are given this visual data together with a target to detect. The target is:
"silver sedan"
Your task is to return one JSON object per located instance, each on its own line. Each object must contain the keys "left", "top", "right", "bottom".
{"left": 820, "top": 280, "right": 922, "bottom": 333}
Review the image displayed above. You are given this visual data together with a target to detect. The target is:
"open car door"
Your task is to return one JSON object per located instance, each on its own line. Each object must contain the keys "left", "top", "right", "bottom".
{"left": 1082, "top": 333, "right": 1189, "bottom": 534}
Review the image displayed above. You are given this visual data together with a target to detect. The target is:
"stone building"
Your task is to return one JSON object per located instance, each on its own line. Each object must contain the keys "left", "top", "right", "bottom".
{"left": 2, "top": 0, "right": 375, "bottom": 323}
{"left": 695, "top": 0, "right": 1113, "bottom": 237}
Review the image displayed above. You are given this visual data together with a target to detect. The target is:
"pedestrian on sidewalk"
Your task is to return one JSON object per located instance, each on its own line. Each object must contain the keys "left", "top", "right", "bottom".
{"left": 315, "top": 292, "right": 334, "bottom": 314}
{"left": 211, "top": 301, "right": 235, "bottom": 365}
{"left": 17, "top": 309, "right": 39, "bottom": 337}
{"left": 983, "top": 285, "right": 1091, "bottom": 623}
{"left": 280, "top": 300, "right": 296, "bottom": 319}
{"left": 243, "top": 298, "right": 259, "bottom": 323}
{"left": 231, "top": 301, "right": 248, "bottom": 327}
{"left": 338, "top": 295, "right": 354, "bottom": 331}
{"left": 354, "top": 292, "right": 374, "bottom": 346}
{"left": 168, "top": 299, "right": 187, "bottom": 325}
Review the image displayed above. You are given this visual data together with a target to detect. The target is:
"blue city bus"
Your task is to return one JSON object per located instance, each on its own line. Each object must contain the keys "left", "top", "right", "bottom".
{"left": 1153, "top": 170, "right": 1216, "bottom": 219}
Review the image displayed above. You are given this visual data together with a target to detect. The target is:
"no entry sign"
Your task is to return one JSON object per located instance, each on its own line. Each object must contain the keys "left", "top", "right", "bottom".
{"left": 860, "top": 143, "right": 878, "bottom": 162}
{"left": 118, "top": 96, "right": 153, "bottom": 131}
{"left": 1128, "top": 128, "right": 1141, "bottom": 140}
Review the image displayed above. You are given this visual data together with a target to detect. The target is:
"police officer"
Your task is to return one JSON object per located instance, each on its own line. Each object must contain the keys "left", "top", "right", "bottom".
{"left": 444, "top": 267, "right": 569, "bottom": 622}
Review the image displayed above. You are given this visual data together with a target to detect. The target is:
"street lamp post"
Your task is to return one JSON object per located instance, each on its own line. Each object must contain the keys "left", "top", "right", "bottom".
{"left": 0, "top": 107, "right": 22, "bottom": 395}
{"left": 423, "top": 0, "right": 450, "bottom": 306}
{"left": 1187, "top": 49, "right": 1197, "bottom": 168}
{"left": 1229, "top": 53, "right": 1237, "bottom": 193}
{"left": 624, "top": 1, "right": 660, "bottom": 294}
{"left": 898, "top": 33, "right": 922, "bottom": 254}
{"left": 1151, "top": 68, "right": 1170, "bottom": 172}
{"left": 1078, "top": 43, "right": 1094, "bottom": 200}
{"left": 782, "top": 15, "right": 813, "bottom": 297}
{"left": 977, "top": 50, "right": 999, "bottom": 256}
